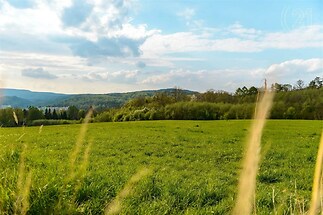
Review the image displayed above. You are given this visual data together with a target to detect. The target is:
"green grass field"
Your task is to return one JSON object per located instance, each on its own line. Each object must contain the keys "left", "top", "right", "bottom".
{"left": 0, "top": 120, "right": 322, "bottom": 214}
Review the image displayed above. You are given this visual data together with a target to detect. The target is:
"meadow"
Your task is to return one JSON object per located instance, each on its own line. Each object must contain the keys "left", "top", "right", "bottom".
{"left": 0, "top": 120, "right": 322, "bottom": 214}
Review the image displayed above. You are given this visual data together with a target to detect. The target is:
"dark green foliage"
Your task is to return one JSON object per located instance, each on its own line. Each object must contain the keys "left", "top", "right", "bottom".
{"left": 52, "top": 109, "right": 58, "bottom": 120}
{"left": 27, "top": 106, "right": 44, "bottom": 122}
{"left": 235, "top": 86, "right": 258, "bottom": 96}
{"left": 94, "top": 88, "right": 321, "bottom": 122}
{"left": 308, "top": 77, "right": 322, "bottom": 89}
{"left": 0, "top": 108, "right": 24, "bottom": 126}
{"left": 53, "top": 88, "right": 197, "bottom": 109}
{"left": 94, "top": 77, "right": 322, "bottom": 123}
{"left": 30, "top": 119, "right": 79, "bottom": 126}
{"left": 60, "top": 110, "right": 68, "bottom": 120}
{"left": 67, "top": 106, "right": 80, "bottom": 120}
{"left": 0, "top": 107, "right": 87, "bottom": 127}
{"left": 44, "top": 108, "right": 52, "bottom": 119}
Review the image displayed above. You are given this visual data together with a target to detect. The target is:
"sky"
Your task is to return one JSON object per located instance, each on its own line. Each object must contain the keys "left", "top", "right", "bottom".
{"left": 0, "top": 0, "right": 322, "bottom": 94}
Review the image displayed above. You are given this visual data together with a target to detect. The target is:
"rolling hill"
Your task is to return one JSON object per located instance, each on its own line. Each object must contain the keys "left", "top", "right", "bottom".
{"left": 0, "top": 88, "right": 197, "bottom": 109}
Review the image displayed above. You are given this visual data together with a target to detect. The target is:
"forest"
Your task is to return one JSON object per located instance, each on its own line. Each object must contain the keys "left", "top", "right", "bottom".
{"left": 0, "top": 77, "right": 322, "bottom": 127}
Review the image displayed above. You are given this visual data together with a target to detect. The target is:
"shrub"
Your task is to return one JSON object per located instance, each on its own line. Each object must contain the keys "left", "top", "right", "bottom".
{"left": 30, "top": 119, "right": 79, "bottom": 126}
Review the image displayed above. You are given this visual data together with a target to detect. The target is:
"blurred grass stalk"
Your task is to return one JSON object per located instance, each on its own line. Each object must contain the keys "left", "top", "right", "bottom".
{"left": 56, "top": 108, "right": 94, "bottom": 212}
{"left": 68, "top": 108, "right": 93, "bottom": 180}
{"left": 0, "top": 84, "right": 2, "bottom": 210}
{"left": 105, "top": 168, "right": 151, "bottom": 215}
{"left": 309, "top": 130, "right": 323, "bottom": 215}
{"left": 72, "top": 139, "right": 94, "bottom": 202}
{"left": 14, "top": 144, "right": 32, "bottom": 215}
{"left": 233, "top": 89, "right": 274, "bottom": 215}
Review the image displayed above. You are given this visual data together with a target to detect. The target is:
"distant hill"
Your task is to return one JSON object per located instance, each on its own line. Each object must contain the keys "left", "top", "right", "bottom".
{"left": 0, "top": 89, "right": 69, "bottom": 107}
{"left": 0, "top": 96, "right": 32, "bottom": 107}
{"left": 0, "top": 88, "right": 197, "bottom": 108}
{"left": 51, "top": 88, "right": 198, "bottom": 109}
{"left": 2, "top": 89, "right": 68, "bottom": 101}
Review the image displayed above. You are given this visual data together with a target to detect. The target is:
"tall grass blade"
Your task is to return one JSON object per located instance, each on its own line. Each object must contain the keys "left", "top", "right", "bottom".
{"left": 56, "top": 108, "right": 93, "bottom": 212}
{"left": 13, "top": 111, "right": 18, "bottom": 125}
{"left": 14, "top": 144, "right": 26, "bottom": 214}
{"left": 68, "top": 108, "right": 93, "bottom": 180}
{"left": 16, "top": 133, "right": 26, "bottom": 141}
{"left": 233, "top": 90, "right": 274, "bottom": 215}
{"left": 38, "top": 124, "right": 43, "bottom": 134}
{"left": 309, "top": 130, "right": 323, "bottom": 215}
{"left": 105, "top": 168, "right": 151, "bottom": 215}
{"left": 79, "top": 139, "right": 93, "bottom": 177}
{"left": 14, "top": 144, "right": 32, "bottom": 215}
{"left": 72, "top": 139, "right": 93, "bottom": 202}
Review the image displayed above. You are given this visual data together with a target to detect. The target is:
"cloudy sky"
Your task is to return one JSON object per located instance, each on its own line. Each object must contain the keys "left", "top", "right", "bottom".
{"left": 0, "top": 0, "right": 322, "bottom": 94}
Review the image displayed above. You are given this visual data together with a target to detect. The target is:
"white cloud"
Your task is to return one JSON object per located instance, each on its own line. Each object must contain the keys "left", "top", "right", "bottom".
{"left": 261, "top": 25, "right": 323, "bottom": 49}
{"left": 140, "top": 31, "right": 260, "bottom": 57}
{"left": 82, "top": 70, "right": 140, "bottom": 82}
{"left": 141, "top": 25, "right": 323, "bottom": 57}
{"left": 140, "top": 58, "right": 322, "bottom": 91}
{"left": 139, "top": 68, "right": 258, "bottom": 92}
{"left": 250, "top": 58, "right": 323, "bottom": 86}
{"left": 141, "top": 69, "right": 204, "bottom": 85}
{"left": 0, "top": 51, "right": 90, "bottom": 74}
{"left": 108, "top": 23, "right": 160, "bottom": 40}
{"left": 0, "top": 1, "right": 63, "bottom": 35}
{"left": 177, "top": 8, "right": 195, "bottom": 20}
{"left": 265, "top": 58, "right": 323, "bottom": 76}
{"left": 228, "top": 23, "right": 262, "bottom": 39}
{"left": 1, "top": 53, "right": 321, "bottom": 93}
{"left": 99, "top": 56, "right": 204, "bottom": 68}
{"left": 21, "top": 67, "right": 57, "bottom": 79}
{"left": 0, "top": 0, "right": 157, "bottom": 57}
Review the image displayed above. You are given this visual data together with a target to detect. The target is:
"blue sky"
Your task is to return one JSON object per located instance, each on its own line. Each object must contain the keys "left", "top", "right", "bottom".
{"left": 0, "top": 0, "right": 322, "bottom": 93}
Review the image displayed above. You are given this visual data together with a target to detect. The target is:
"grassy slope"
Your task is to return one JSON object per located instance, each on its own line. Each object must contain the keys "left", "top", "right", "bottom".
{"left": 0, "top": 120, "right": 322, "bottom": 214}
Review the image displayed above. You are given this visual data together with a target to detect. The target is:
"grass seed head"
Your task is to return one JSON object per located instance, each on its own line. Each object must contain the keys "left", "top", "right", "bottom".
{"left": 233, "top": 89, "right": 275, "bottom": 215}
{"left": 309, "top": 130, "right": 323, "bottom": 215}
{"left": 105, "top": 167, "right": 151, "bottom": 215}
{"left": 39, "top": 125, "right": 43, "bottom": 134}
{"left": 14, "top": 144, "right": 32, "bottom": 215}
{"left": 68, "top": 108, "right": 93, "bottom": 180}
{"left": 13, "top": 111, "right": 19, "bottom": 125}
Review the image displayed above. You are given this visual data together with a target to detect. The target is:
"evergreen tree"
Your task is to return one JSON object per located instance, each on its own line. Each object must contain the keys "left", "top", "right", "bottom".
{"left": 67, "top": 106, "right": 80, "bottom": 120}
{"left": 52, "top": 109, "right": 58, "bottom": 120}
{"left": 45, "top": 108, "right": 52, "bottom": 119}
{"left": 60, "top": 110, "right": 68, "bottom": 119}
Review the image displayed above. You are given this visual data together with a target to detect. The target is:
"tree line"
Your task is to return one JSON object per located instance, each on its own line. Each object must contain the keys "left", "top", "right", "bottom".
{"left": 94, "top": 77, "right": 322, "bottom": 122}
{"left": 0, "top": 77, "right": 322, "bottom": 127}
{"left": 0, "top": 106, "right": 86, "bottom": 127}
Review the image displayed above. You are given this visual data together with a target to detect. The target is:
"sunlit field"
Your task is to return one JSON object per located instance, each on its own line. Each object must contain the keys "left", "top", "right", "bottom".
{"left": 0, "top": 120, "right": 322, "bottom": 214}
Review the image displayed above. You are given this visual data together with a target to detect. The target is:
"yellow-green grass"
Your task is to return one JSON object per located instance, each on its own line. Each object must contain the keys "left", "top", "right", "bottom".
{"left": 0, "top": 120, "right": 322, "bottom": 214}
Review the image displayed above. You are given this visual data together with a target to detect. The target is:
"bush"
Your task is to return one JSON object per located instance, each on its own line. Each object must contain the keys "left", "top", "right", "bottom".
{"left": 113, "top": 111, "right": 127, "bottom": 122}
{"left": 30, "top": 119, "right": 79, "bottom": 126}
{"left": 94, "top": 110, "right": 116, "bottom": 122}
